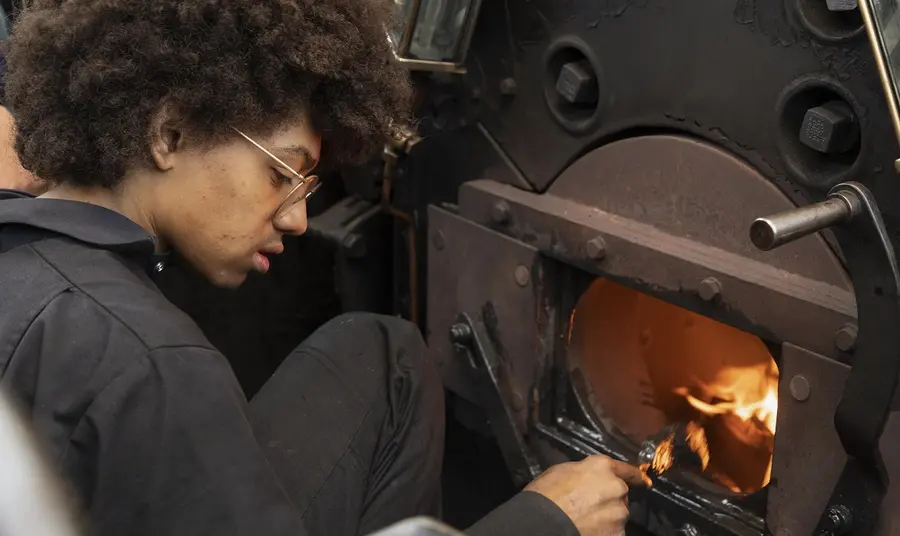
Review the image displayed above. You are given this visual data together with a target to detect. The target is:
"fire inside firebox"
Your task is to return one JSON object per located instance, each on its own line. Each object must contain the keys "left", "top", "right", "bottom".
{"left": 569, "top": 278, "right": 779, "bottom": 494}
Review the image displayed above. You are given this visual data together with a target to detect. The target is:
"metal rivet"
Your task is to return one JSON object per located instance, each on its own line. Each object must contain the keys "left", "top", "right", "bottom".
{"left": 790, "top": 375, "right": 811, "bottom": 402}
{"left": 514, "top": 265, "right": 530, "bottom": 287}
{"left": 154, "top": 262, "right": 165, "bottom": 273}
{"left": 698, "top": 277, "right": 722, "bottom": 302}
{"left": 834, "top": 323, "right": 858, "bottom": 353}
{"left": 432, "top": 231, "right": 445, "bottom": 251}
{"left": 585, "top": 236, "right": 607, "bottom": 260}
{"left": 491, "top": 201, "right": 511, "bottom": 224}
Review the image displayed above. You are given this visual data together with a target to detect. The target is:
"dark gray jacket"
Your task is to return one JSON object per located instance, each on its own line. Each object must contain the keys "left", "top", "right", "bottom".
{"left": 0, "top": 190, "right": 574, "bottom": 536}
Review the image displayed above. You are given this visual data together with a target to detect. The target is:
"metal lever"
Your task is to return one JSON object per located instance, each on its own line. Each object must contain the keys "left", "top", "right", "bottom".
{"left": 749, "top": 186, "right": 862, "bottom": 251}
{"left": 751, "top": 182, "right": 900, "bottom": 535}
{"left": 449, "top": 313, "right": 543, "bottom": 488}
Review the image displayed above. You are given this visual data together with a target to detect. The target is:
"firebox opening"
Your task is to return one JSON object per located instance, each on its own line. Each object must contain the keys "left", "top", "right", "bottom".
{"left": 569, "top": 277, "right": 779, "bottom": 495}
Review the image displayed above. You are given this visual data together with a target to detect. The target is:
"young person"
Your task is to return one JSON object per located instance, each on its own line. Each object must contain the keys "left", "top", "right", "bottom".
{"left": 0, "top": 1, "right": 643, "bottom": 535}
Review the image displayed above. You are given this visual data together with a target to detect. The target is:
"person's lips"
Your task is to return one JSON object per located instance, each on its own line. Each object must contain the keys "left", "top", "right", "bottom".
{"left": 252, "top": 243, "right": 284, "bottom": 274}
{"left": 252, "top": 252, "right": 271, "bottom": 273}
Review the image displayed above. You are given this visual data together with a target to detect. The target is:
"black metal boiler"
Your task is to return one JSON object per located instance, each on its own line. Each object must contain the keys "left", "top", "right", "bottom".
{"left": 381, "top": 0, "right": 900, "bottom": 535}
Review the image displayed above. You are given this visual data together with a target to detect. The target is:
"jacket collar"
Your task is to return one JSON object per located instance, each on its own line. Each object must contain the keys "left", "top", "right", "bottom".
{"left": 0, "top": 189, "right": 168, "bottom": 273}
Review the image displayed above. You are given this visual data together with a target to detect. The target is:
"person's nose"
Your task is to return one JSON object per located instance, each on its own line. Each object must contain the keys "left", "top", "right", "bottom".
{"left": 274, "top": 201, "right": 308, "bottom": 236}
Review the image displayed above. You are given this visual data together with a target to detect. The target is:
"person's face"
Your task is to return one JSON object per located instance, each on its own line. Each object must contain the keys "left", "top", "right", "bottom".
{"left": 151, "top": 121, "right": 321, "bottom": 287}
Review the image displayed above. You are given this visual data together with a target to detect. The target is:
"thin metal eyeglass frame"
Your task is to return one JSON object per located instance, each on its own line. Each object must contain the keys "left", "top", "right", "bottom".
{"left": 232, "top": 127, "right": 320, "bottom": 219}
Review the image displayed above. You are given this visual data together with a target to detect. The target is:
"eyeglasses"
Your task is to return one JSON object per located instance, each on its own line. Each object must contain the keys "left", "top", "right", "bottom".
{"left": 232, "top": 127, "right": 320, "bottom": 224}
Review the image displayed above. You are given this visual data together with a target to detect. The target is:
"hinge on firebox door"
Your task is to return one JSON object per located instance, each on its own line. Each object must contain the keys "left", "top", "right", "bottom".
{"left": 752, "top": 182, "right": 900, "bottom": 535}
{"left": 449, "top": 312, "right": 543, "bottom": 488}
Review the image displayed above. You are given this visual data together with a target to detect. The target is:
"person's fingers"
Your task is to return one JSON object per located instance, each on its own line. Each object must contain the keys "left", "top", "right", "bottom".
{"left": 610, "top": 459, "right": 647, "bottom": 487}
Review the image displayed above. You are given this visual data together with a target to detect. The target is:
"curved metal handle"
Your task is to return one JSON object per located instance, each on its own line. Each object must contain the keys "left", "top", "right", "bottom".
{"left": 752, "top": 182, "right": 900, "bottom": 535}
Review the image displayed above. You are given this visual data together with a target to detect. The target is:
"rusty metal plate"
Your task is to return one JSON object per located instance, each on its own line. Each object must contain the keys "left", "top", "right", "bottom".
{"left": 768, "top": 344, "right": 900, "bottom": 535}
{"left": 458, "top": 179, "right": 856, "bottom": 362}
{"left": 545, "top": 136, "right": 850, "bottom": 289}
{"left": 426, "top": 206, "right": 550, "bottom": 411}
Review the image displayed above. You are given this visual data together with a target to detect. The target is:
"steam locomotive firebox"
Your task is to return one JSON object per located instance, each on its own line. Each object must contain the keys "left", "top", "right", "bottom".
{"left": 426, "top": 133, "right": 888, "bottom": 535}
{"left": 391, "top": 0, "right": 900, "bottom": 534}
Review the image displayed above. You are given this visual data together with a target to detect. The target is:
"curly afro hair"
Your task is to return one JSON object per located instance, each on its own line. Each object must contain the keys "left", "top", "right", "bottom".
{"left": 3, "top": 0, "right": 414, "bottom": 188}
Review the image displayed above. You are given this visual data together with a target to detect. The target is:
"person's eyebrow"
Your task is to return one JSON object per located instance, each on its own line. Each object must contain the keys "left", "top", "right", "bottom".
{"left": 276, "top": 145, "right": 318, "bottom": 172}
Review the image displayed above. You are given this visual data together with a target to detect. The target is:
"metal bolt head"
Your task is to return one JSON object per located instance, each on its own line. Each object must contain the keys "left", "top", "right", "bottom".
{"left": 834, "top": 323, "right": 858, "bottom": 353}
{"left": 678, "top": 524, "right": 700, "bottom": 536}
{"left": 491, "top": 201, "right": 511, "bottom": 224}
{"left": 799, "top": 100, "right": 859, "bottom": 154}
{"left": 500, "top": 78, "right": 517, "bottom": 96}
{"left": 789, "top": 375, "right": 811, "bottom": 402}
{"left": 449, "top": 323, "right": 473, "bottom": 344}
{"left": 585, "top": 236, "right": 607, "bottom": 260}
{"left": 514, "top": 265, "right": 530, "bottom": 287}
{"left": 698, "top": 277, "right": 722, "bottom": 302}
{"left": 556, "top": 60, "right": 599, "bottom": 105}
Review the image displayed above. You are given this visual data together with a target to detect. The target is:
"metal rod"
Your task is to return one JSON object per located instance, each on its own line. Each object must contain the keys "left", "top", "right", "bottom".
{"left": 859, "top": 0, "right": 900, "bottom": 154}
{"left": 750, "top": 192, "right": 859, "bottom": 251}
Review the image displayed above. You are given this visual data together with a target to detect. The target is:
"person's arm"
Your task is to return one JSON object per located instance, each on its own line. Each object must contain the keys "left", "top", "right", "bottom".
{"left": 466, "top": 456, "right": 645, "bottom": 536}
{"left": 0, "top": 105, "right": 46, "bottom": 195}
{"left": 465, "top": 491, "right": 579, "bottom": 536}
{"left": 68, "top": 345, "right": 306, "bottom": 536}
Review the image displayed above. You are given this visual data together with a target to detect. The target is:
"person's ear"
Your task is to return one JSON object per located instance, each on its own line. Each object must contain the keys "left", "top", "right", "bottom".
{"left": 148, "top": 101, "right": 185, "bottom": 172}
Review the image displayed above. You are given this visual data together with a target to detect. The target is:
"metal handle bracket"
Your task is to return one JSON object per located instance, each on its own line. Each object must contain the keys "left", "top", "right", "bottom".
{"left": 751, "top": 182, "right": 900, "bottom": 535}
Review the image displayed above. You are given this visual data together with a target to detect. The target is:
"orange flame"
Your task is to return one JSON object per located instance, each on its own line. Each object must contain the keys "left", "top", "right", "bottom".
{"left": 674, "top": 359, "right": 779, "bottom": 486}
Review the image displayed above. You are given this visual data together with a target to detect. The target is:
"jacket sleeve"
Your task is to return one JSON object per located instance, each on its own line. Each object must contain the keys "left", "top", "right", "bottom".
{"left": 68, "top": 345, "right": 306, "bottom": 536}
{"left": 465, "top": 491, "right": 579, "bottom": 536}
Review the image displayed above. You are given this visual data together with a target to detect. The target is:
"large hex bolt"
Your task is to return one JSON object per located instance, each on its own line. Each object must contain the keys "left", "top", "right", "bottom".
{"left": 555, "top": 60, "right": 599, "bottom": 105}
{"left": 799, "top": 100, "right": 859, "bottom": 154}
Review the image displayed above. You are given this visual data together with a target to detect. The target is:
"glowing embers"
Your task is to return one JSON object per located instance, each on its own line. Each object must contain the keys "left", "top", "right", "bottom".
{"left": 569, "top": 278, "right": 779, "bottom": 494}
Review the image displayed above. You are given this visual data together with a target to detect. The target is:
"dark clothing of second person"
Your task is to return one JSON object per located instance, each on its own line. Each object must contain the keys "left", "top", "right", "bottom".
{"left": 0, "top": 190, "right": 578, "bottom": 536}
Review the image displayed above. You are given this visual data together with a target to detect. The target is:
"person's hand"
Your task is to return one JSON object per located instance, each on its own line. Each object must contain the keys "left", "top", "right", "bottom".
{"left": 524, "top": 455, "right": 645, "bottom": 536}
